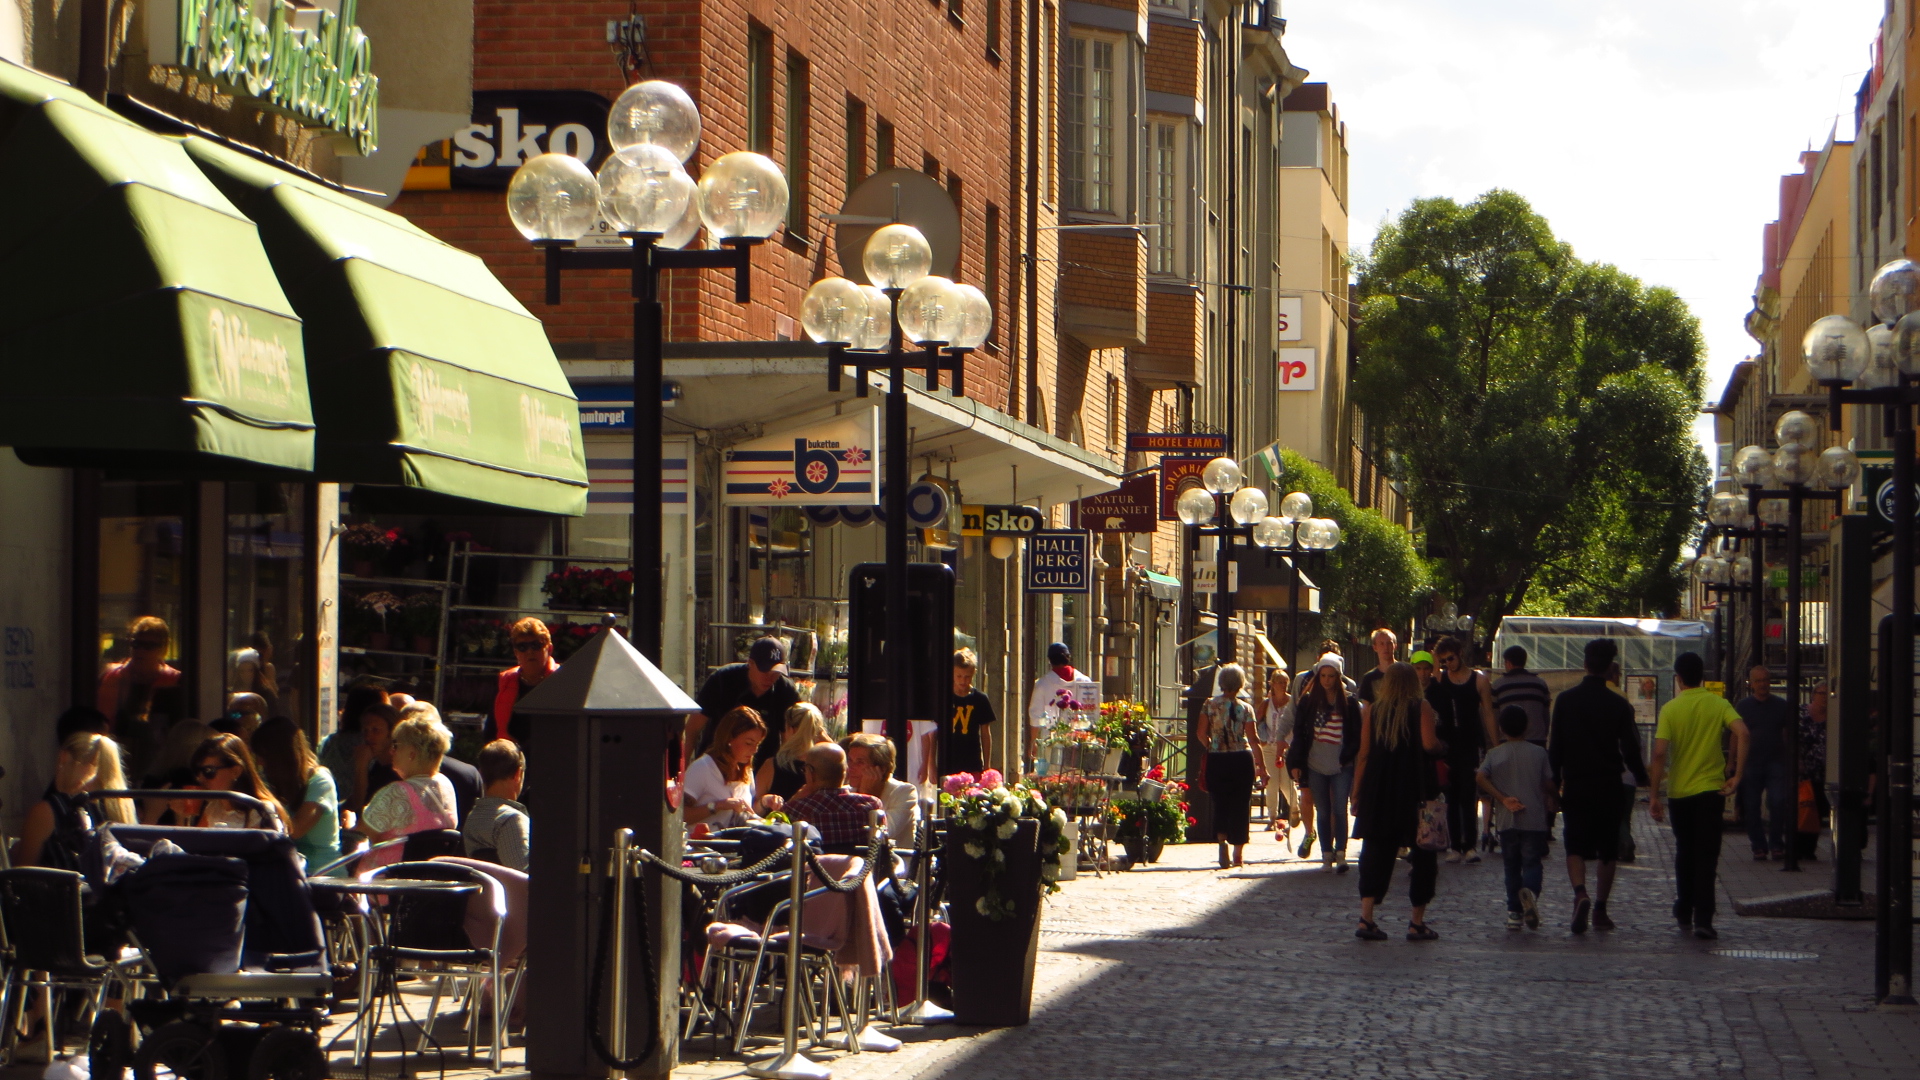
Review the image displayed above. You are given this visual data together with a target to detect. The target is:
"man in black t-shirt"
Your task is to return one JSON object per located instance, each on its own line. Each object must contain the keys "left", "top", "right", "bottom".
{"left": 687, "top": 637, "right": 801, "bottom": 770}
{"left": 937, "top": 648, "right": 997, "bottom": 778}
{"left": 1355, "top": 627, "right": 1396, "bottom": 711}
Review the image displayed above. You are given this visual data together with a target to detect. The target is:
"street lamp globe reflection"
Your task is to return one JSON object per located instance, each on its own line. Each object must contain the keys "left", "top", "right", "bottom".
{"left": 800, "top": 277, "right": 870, "bottom": 344}
{"left": 950, "top": 283, "right": 993, "bottom": 349}
{"left": 1175, "top": 487, "right": 1216, "bottom": 526}
{"left": 1732, "top": 555, "right": 1753, "bottom": 585}
{"left": 863, "top": 224, "right": 934, "bottom": 290}
{"left": 506, "top": 152, "right": 602, "bottom": 241}
{"left": 1229, "top": 486, "right": 1269, "bottom": 526}
{"left": 1733, "top": 445, "right": 1775, "bottom": 488}
{"left": 1252, "top": 516, "right": 1290, "bottom": 548}
{"left": 596, "top": 144, "right": 694, "bottom": 234}
{"left": 899, "top": 276, "right": 966, "bottom": 344}
{"left": 1279, "top": 491, "right": 1313, "bottom": 522}
{"left": 1774, "top": 410, "right": 1819, "bottom": 447}
{"left": 1202, "top": 457, "right": 1243, "bottom": 495}
{"left": 1708, "top": 491, "right": 1742, "bottom": 527}
{"left": 1758, "top": 498, "right": 1791, "bottom": 527}
{"left": 696, "top": 152, "right": 789, "bottom": 239}
{"left": 1804, "top": 315, "right": 1872, "bottom": 383}
{"left": 1773, "top": 442, "right": 1816, "bottom": 486}
{"left": 1871, "top": 258, "right": 1920, "bottom": 326}
{"left": 1817, "top": 445, "right": 1863, "bottom": 490}
{"left": 1316, "top": 518, "right": 1342, "bottom": 548}
{"left": 853, "top": 284, "right": 892, "bottom": 349}
{"left": 1865, "top": 324, "right": 1903, "bottom": 389}
{"left": 606, "top": 79, "right": 701, "bottom": 161}
{"left": 660, "top": 190, "right": 703, "bottom": 249}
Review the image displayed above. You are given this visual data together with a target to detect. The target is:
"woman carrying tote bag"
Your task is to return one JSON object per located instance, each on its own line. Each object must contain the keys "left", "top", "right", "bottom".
{"left": 1349, "top": 661, "right": 1444, "bottom": 942}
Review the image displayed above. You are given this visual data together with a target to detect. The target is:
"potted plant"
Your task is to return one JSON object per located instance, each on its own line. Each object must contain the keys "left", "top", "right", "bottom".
{"left": 940, "top": 770, "right": 1068, "bottom": 1027}
{"left": 401, "top": 591, "right": 441, "bottom": 654}
{"left": 341, "top": 522, "right": 398, "bottom": 577}
{"left": 1108, "top": 766, "right": 1191, "bottom": 864}
{"left": 542, "top": 566, "right": 634, "bottom": 613}
{"left": 355, "top": 591, "right": 402, "bottom": 651}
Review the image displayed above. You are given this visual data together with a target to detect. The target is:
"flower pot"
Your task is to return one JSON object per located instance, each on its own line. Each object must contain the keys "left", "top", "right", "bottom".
{"left": 1058, "top": 821, "right": 1079, "bottom": 881}
{"left": 1146, "top": 837, "right": 1166, "bottom": 863}
{"left": 945, "top": 818, "right": 1043, "bottom": 1027}
{"left": 368, "top": 632, "right": 391, "bottom": 651}
{"left": 1121, "top": 836, "right": 1146, "bottom": 865}
{"left": 412, "top": 636, "right": 435, "bottom": 656}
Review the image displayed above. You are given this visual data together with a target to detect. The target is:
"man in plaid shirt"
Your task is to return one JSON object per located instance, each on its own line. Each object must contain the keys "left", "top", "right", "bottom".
{"left": 783, "top": 744, "right": 885, "bottom": 846}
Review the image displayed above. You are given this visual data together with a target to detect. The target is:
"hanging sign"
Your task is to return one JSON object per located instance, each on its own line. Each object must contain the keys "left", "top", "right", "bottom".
{"left": 722, "top": 409, "right": 879, "bottom": 504}
{"left": 1160, "top": 457, "right": 1210, "bottom": 520}
{"left": 1072, "top": 472, "right": 1158, "bottom": 532}
{"left": 1864, "top": 465, "right": 1920, "bottom": 529}
{"left": 1277, "top": 348, "right": 1317, "bottom": 391}
{"left": 1126, "top": 432, "right": 1226, "bottom": 453}
{"left": 585, "top": 436, "right": 692, "bottom": 515}
{"left": 960, "top": 504, "right": 1044, "bottom": 537}
{"left": 1276, "top": 297, "right": 1304, "bottom": 342}
{"left": 1025, "top": 530, "right": 1092, "bottom": 593}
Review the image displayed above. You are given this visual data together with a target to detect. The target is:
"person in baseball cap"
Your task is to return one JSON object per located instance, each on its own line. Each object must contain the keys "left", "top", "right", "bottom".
{"left": 687, "top": 636, "right": 800, "bottom": 769}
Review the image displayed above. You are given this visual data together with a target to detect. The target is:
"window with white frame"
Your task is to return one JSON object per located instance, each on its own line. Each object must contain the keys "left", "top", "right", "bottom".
{"left": 1063, "top": 35, "right": 1117, "bottom": 212}
{"left": 1147, "top": 120, "right": 1180, "bottom": 274}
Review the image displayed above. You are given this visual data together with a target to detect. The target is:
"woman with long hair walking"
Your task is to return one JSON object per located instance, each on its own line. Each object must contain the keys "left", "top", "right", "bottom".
{"left": 1351, "top": 661, "right": 1444, "bottom": 941}
{"left": 1288, "top": 655, "right": 1361, "bottom": 872}
{"left": 1200, "top": 663, "right": 1265, "bottom": 868}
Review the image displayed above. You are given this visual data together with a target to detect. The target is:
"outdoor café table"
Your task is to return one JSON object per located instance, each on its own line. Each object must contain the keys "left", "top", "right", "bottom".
{"left": 309, "top": 876, "right": 481, "bottom": 1064}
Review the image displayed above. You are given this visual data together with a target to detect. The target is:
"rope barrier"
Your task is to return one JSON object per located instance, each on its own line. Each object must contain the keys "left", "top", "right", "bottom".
{"left": 802, "top": 832, "right": 890, "bottom": 893}
{"left": 634, "top": 843, "right": 793, "bottom": 887}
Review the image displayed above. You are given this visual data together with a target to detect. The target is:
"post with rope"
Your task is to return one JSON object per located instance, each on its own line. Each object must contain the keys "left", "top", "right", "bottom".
{"left": 898, "top": 798, "right": 954, "bottom": 1026}
{"left": 516, "top": 617, "right": 702, "bottom": 1080}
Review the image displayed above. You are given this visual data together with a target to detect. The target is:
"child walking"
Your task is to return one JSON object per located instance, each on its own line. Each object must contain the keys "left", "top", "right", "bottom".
{"left": 1477, "top": 706, "right": 1556, "bottom": 930}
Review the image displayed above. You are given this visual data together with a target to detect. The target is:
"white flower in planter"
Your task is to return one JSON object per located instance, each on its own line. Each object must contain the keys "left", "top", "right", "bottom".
{"left": 996, "top": 819, "right": 1018, "bottom": 840}
{"left": 1040, "top": 863, "right": 1060, "bottom": 883}
{"left": 964, "top": 841, "right": 986, "bottom": 859}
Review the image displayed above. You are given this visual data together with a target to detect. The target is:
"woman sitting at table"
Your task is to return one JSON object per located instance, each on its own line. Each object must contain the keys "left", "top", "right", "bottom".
{"left": 354, "top": 717, "right": 459, "bottom": 847}
{"left": 684, "top": 706, "right": 780, "bottom": 829}
{"left": 252, "top": 717, "right": 347, "bottom": 873}
{"left": 178, "top": 733, "right": 288, "bottom": 831}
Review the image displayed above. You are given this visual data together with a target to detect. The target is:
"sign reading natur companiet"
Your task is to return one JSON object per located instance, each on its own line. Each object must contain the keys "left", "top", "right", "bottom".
{"left": 158, "top": 0, "right": 381, "bottom": 155}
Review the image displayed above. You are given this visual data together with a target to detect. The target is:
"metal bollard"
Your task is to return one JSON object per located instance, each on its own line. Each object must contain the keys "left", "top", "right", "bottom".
{"left": 746, "top": 836, "right": 830, "bottom": 1079}
{"left": 897, "top": 798, "right": 953, "bottom": 1026}
{"left": 826, "top": 813, "right": 901, "bottom": 1053}
{"left": 608, "top": 827, "right": 635, "bottom": 1065}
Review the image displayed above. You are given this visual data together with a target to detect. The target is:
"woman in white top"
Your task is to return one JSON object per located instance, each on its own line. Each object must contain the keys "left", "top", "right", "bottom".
{"left": 179, "top": 733, "right": 288, "bottom": 831}
{"left": 684, "top": 706, "right": 774, "bottom": 828}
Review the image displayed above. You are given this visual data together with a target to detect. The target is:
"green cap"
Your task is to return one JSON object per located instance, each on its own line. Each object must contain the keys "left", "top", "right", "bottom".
{"left": 1409, "top": 650, "right": 1436, "bottom": 666}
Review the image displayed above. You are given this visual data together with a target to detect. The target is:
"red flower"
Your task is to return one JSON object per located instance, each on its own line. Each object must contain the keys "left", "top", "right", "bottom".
{"left": 1178, "top": 802, "right": 1189, "bottom": 811}
{"left": 1186, "top": 816, "right": 1197, "bottom": 825}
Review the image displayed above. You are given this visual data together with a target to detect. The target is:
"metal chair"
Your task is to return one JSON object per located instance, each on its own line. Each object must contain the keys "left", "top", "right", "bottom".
{"left": 355, "top": 861, "right": 509, "bottom": 1072}
{"left": 0, "top": 868, "right": 145, "bottom": 1064}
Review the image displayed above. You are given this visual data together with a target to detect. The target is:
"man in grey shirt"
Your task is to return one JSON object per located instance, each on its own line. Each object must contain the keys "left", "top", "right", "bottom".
{"left": 1478, "top": 707, "right": 1556, "bottom": 931}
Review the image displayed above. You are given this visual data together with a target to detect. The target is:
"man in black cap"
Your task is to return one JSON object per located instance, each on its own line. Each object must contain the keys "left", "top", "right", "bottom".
{"left": 686, "top": 636, "right": 801, "bottom": 772}
{"left": 1027, "top": 642, "right": 1087, "bottom": 764}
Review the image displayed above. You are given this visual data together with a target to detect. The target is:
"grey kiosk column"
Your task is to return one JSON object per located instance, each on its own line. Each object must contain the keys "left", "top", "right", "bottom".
{"left": 518, "top": 621, "right": 699, "bottom": 1080}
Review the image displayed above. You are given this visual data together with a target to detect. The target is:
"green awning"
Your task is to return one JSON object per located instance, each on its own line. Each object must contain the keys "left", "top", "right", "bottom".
{"left": 0, "top": 62, "right": 314, "bottom": 472}
{"left": 182, "top": 138, "right": 588, "bottom": 516}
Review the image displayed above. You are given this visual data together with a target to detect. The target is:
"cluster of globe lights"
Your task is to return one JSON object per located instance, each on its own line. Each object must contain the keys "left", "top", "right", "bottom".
{"left": 505, "top": 80, "right": 791, "bottom": 246}
{"left": 1169, "top": 456, "right": 1341, "bottom": 551}
{"left": 1726, "top": 406, "right": 1861, "bottom": 517}
{"left": 798, "top": 225, "right": 994, "bottom": 350}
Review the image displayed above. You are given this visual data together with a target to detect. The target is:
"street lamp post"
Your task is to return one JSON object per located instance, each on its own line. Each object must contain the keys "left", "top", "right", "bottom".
{"left": 1733, "top": 418, "right": 1859, "bottom": 874}
{"left": 801, "top": 229, "right": 988, "bottom": 784}
{"left": 1175, "top": 469, "right": 1339, "bottom": 668}
{"left": 507, "top": 81, "right": 788, "bottom": 664}
{"left": 1802, "top": 258, "right": 1920, "bottom": 1004}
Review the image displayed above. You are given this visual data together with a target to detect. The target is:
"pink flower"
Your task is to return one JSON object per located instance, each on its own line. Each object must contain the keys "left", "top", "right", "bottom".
{"left": 979, "top": 768, "right": 1004, "bottom": 788}
{"left": 964, "top": 786, "right": 986, "bottom": 797}
{"left": 942, "top": 773, "right": 977, "bottom": 796}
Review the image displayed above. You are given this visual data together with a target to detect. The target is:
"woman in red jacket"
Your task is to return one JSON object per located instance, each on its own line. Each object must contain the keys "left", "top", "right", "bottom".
{"left": 491, "top": 617, "right": 558, "bottom": 745}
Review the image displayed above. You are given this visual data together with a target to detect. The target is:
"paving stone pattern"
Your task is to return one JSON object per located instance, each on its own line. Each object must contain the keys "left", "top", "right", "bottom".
{"left": 679, "top": 807, "right": 1918, "bottom": 1080}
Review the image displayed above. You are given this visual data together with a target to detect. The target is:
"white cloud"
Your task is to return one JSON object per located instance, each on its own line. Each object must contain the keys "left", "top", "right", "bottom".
{"left": 1282, "top": 0, "right": 1885, "bottom": 456}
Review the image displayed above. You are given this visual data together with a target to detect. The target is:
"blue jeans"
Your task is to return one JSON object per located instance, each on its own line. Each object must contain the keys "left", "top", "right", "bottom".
{"left": 1500, "top": 829, "right": 1549, "bottom": 911}
{"left": 1739, "top": 756, "right": 1792, "bottom": 854}
{"left": 1306, "top": 767, "right": 1352, "bottom": 854}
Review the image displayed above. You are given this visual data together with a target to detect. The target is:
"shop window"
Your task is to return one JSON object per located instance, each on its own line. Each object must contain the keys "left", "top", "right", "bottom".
{"left": 225, "top": 482, "right": 307, "bottom": 725}
{"left": 747, "top": 23, "right": 774, "bottom": 155}
{"left": 95, "top": 480, "right": 190, "bottom": 736}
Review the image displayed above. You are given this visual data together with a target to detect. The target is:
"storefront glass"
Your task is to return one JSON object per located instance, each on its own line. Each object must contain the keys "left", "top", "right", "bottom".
{"left": 96, "top": 479, "right": 189, "bottom": 701}
{"left": 225, "top": 482, "right": 308, "bottom": 724}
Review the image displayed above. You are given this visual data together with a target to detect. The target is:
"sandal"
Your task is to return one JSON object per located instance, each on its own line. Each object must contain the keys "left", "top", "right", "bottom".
{"left": 1406, "top": 922, "right": 1439, "bottom": 941}
{"left": 1355, "top": 919, "right": 1388, "bottom": 941}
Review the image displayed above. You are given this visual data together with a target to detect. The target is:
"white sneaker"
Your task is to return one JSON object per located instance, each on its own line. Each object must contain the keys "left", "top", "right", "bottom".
{"left": 1464, "top": 850, "right": 1482, "bottom": 864}
{"left": 1444, "top": 850, "right": 1463, "bottom": 864}
{"left": 1320, "top": 856, "right": 1335, "bottom": 873}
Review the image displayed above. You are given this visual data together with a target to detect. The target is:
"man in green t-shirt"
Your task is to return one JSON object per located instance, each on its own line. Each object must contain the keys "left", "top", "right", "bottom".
{"left": 1649, "top": 651, "right": 1749, "bottom": 939}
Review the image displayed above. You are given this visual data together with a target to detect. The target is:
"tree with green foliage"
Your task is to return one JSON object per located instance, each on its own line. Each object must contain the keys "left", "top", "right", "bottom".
{"left": 1352, "top": 190, "right": 1707, "bottom": 636}
{"left": 1271, "top": 449, "right": 1431, "bottom": 647}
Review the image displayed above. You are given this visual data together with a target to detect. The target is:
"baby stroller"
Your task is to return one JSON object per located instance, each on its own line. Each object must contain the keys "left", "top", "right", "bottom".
{"left": 80, "top": 790, "right": 333, "bottom": 1080}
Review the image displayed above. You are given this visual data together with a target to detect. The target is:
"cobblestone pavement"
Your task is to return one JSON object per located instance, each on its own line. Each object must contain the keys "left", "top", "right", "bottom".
{"left": 676, "top": 805, "right": 1918, "bottom": 1080}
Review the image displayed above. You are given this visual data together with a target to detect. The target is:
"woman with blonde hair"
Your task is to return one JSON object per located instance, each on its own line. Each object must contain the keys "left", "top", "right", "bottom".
{"left": 1350, "top": 661, "right": 1443, "bottom": 941}
{"left": 12, "top": 732, "right": 133, "bottom": 869}
{"left": 686, "top": 707, "right": 771, "bottom": 827}
{"left": 355, "top": 716, "right": 458, "bottom": 843}
{"left": 757, "top": 702, "right": 832, "bottom": 802}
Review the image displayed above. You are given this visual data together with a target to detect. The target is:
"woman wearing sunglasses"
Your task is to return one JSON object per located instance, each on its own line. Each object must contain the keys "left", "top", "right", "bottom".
{"left": 490, "top": 617, "right": 558, "bottom": 746}
{"left": 176, "top": 733, "right": 288, "bottom": 831}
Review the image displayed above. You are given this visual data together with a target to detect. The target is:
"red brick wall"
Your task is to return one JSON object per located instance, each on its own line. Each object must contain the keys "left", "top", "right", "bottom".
{"left": 388, "top": 0, "right": 1017, "bottom": 412}
{"left": 1144, "top": 23, "right": 1198, "bottom": 98}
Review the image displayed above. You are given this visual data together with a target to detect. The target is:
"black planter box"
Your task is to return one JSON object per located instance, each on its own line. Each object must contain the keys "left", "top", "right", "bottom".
{"left": 945, "top": 817, "right": 1043, "bottom": 1026}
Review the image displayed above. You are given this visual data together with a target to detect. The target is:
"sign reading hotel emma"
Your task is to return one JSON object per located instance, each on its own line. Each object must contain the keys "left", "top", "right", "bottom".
{"left": 151, "top": 0, "right": 382, "bottom": 155}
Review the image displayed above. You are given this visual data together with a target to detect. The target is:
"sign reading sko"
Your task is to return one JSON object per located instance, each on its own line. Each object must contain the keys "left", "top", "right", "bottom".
{"left": 722, "top": 409, "right": 880, "bottom": 505}
{"left": 1025, "top": 530, "right": 1092, "bottom": 593}
{"left": 452, "top": 91, "right": 614, "bottom": 188}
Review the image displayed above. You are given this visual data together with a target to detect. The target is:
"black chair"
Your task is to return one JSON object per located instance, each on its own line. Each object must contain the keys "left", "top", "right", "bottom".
{"left": 0, "top": 868, "right": 144, "bottom": 1064}
{"left": 355, "top": 861, "right": 508, "bottom": 1071}
{"left": 402, "top": 830, "right": 466, "bottom": 861}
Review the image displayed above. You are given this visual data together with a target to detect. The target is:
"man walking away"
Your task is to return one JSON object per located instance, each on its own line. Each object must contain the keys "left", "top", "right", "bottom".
{"left": 1650, "top": 652, "right": 1748, "bottom": 939}
{"left": 1028, "top": 643, "right": 1086, "bottom": 766}
{"left": 1548, "top": 639, "right": 1650, "bottom": 933}
{"left": 1733, "top": 665, "right": 1794, "bottom": 861}
{"left": 1493, "top": 646, "right": 1552, "bottom": 748}
{"left": 1478, "top": 706, "right": 1555, "bottom": 930}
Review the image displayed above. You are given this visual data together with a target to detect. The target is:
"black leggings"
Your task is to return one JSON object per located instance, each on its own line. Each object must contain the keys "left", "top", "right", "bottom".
{"left": 1445, "top": 758, "right": 1480, "bottom": 852}
{"left": 1358, "top": 838, "right": 1437, "bottom": 907}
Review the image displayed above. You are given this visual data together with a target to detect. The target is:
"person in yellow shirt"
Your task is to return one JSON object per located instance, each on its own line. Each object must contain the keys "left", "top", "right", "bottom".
{"left": 1648, "top": 652, "right": 1749, "bottom": 939}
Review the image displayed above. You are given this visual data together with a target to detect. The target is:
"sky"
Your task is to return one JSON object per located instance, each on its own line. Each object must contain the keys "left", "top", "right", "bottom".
{"left": 1281, "top": 0, "right": 1887, "bottom": 457}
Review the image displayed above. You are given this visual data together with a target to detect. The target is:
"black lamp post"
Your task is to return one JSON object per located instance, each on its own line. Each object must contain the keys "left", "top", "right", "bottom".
{"left": 507, "top": 80, "right": 787, "bottom": 665}
{"left": 1802, "top": 257, "right": 1919, "bottom": 1005}
{"left": 800, "top": 228, "right": 990, "bottom": 779}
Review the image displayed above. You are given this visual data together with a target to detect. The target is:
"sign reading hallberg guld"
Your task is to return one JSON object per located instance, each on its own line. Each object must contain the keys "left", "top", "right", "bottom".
{"left": 1025, "top": 531, "right": 1092, "bottom": 593}
{"left": 155, "top": 0, "right": 382, "bottom": 155}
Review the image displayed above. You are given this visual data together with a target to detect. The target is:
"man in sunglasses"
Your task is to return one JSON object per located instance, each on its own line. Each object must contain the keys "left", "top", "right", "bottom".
{"left": 489, "top": 617, "right": 559, "bottom": 745}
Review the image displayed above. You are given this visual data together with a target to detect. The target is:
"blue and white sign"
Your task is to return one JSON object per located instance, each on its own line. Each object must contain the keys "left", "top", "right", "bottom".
{"left": 722, "top": 409, "right": 881, "bottom": 505}
{"left": 575, "top": 382, "right": 681, "bottom": 430}
{"left": 586, "top": 435, "right": 690, "bottom": 515}
{"left": 1025, "top": 530, "right": 1092, "bottom": 593}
